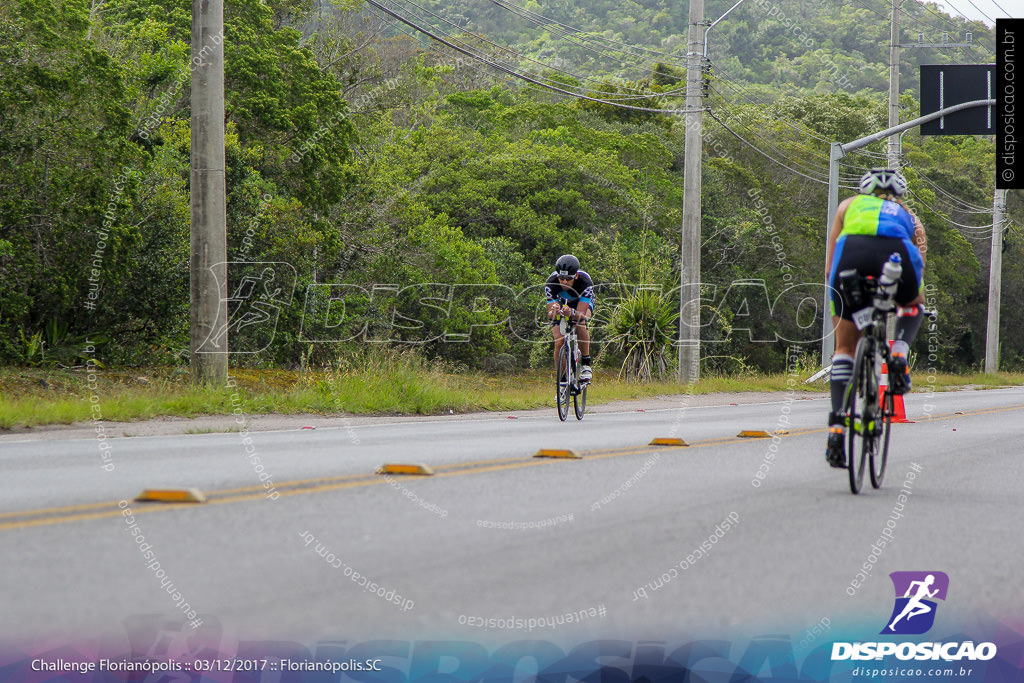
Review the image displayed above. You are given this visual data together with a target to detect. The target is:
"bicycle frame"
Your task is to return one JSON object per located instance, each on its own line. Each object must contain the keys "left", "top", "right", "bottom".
{"left": 555, "top": 315, "right": 587, "bottom": 421}
{"left": 841, "top": 273, "right": 897, "bottom": 493}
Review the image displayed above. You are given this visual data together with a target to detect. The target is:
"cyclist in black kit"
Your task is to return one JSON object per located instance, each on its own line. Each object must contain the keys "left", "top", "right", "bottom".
{"left": 544, "top": 254, "right": 595, "bottom": 382}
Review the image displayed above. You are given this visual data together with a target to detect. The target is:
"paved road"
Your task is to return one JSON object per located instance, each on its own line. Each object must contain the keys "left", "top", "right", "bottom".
{"left": 2, "top": 387, "right": 1022, "bottom": 650}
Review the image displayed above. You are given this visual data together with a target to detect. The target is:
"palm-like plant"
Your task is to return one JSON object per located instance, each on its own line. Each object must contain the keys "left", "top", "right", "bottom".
{"left": 602, "top": 289, "right": 678, "bottom": 381}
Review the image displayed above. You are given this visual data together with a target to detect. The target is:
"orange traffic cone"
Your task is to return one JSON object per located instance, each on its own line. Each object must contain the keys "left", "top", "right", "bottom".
{"left": 881, "top": 342, "right": 913, "bottom": 424}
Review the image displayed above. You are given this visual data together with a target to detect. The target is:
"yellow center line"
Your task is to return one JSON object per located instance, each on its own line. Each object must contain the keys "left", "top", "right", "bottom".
{"left": 0, "top": 499, "right": 127, "bottom": 520}
{"left": 0, "top": 501, "right": 197, "bottom": 532}
{"left": 923, "top": 403, "right": 1024, "bottom": 421}
{"left": 5, "top": 401, "right": 1022, "bottom": 532}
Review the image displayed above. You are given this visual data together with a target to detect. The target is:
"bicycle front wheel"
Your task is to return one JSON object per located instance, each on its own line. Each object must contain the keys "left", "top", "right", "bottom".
{"left": 556, "top": 343, "right": 570, "bottom": 421}
{"left": 871, "top": 386, "right": 893, "bottom": 488}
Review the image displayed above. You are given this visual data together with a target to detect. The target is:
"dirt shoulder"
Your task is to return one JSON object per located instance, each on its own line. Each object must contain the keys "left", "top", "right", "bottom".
{"left": 0, "top": 391, "right": 828, "bottom": 442}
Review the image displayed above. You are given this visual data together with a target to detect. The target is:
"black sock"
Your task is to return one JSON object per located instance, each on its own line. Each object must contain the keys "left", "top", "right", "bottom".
{"left": 582, "top": 356, "right": 591, "bottom": 365}
{"left": 830, "top": 354, "right": 854, "bottom": 422}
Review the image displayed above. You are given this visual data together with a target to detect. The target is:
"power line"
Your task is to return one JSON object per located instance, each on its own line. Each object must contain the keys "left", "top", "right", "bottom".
{"left": 381, "top": 0, "right": 647, "bottom": 96}
{"left": 379, "top": 0, "right": 707, "bottom": 106}
{"left": 709, "top": 94, "right": 885, "bottom": 188}
{"left": 373, "top": 19, "right": 575, "bottom": 102}
{"left": 709, "top": 70, "right": 843, "bottom": 147}
{"left": 905, "top": 190, "right": 1003, "bottom": 237}
{"left": 480, "top": 0, "right": 694, "bottom": 68}
{"left": 362, "top": 0, "right": 700, "bottom": 115}
{"left": 384, "top": 0, "right": 698, "bottom": 102}
{"left": 942, "top": 0, "right": 995, "bottom": 26}
{"left": 707, "top": 92, "right": 838, "bottom": 179}
{"left": 896, "top": 1, "right": 994, "bottom": 58}
{"left": 706, "top": 109, "right": 831, "bottom": 185}
{"left": 363, "top": 0, "right": 1004, "bottom": 205}
{"left": 898, "top": 1, "right": 987, "bottom": 55}
{"left": 989, "top": 0, "right": 1012, "bottom": 18}
{"left": 912, "top": 172, "right": 993, "bottom": 213}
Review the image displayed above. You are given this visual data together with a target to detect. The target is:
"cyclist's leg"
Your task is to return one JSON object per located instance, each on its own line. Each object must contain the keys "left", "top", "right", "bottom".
{"left": 831, "top": 320, "right": 859, "bottom": 399}
{"left": 894, "top": 239, "right": 925, "bottom": 349}
{"left": 895, "top": 298, "right": 925, "bottom": 347}
{"left": 575, "top": 302, "right": 593, "bottom": 381}
{"left": 575, "top": 323, "right": 593, "bottom": 381}
{"left": 890, "top": 301, "right": 923, "bottom": 394}
{"left": 827, "top": 240, "right": 864, "bottom": 467}
{"left": 828, "top": 242, "right": 862, "bottom": 425}
{"left": 826, "top": 317, "right": 861, "bottom": 468}
{"left": 831, "top": 318, "right": 860, "bottom": 420}
{"left": 576, "top": 321, "right": 590, "bottom": 356}
{"left": 575, "top": 302, "right": 592, "bottom": 355}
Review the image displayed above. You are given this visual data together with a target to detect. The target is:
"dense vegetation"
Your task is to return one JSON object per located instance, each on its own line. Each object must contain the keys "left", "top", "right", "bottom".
{"left": 1, "top": 0, "right": 1020, "bottom": 377}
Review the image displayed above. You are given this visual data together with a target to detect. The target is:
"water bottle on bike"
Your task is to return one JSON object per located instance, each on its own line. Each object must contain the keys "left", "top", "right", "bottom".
{"left": 874, "top": 253, "right": 902, "bottom": 312}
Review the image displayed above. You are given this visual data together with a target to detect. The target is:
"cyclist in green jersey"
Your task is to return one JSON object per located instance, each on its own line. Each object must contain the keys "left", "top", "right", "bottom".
{"left": 824, "top": 169, "right": 927, "bottom": 468}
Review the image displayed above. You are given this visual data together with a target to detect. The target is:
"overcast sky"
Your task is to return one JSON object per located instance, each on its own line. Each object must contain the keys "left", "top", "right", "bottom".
{"left": 931, "top": 0, "right": 1019, "bottom": 27}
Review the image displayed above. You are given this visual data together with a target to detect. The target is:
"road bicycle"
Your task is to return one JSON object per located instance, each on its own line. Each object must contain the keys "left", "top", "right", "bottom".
{"left": 555, "top": 313, "right": 588, "bottom": 421}
{"left": 837, "top": 254, "right": 902, "bottom": 494}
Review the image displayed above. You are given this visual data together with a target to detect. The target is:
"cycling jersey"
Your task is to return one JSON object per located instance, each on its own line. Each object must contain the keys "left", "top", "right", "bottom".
{"left": 544, "top": 270, "right": 595, "bottom": 310}
{"left": 840, "top": 194, "right": 917, "bottom": 241}
{"left": 829, "top": 195, "right": 924, "bottom": 319}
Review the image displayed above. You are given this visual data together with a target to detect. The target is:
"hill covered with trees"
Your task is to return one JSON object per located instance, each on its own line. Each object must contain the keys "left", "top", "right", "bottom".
{"left": 1, "top": 0, "right": 1019, "bottom": 376}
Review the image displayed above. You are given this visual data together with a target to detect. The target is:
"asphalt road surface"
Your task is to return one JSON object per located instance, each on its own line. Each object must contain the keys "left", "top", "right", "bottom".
{"left": 2, "top": 387, "right": 1022, "bottom": 653}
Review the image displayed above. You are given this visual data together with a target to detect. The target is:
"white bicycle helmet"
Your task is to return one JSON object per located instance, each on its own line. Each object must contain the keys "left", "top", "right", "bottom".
{"left": 859, "top": 168, "right": 908, "bottom": 197}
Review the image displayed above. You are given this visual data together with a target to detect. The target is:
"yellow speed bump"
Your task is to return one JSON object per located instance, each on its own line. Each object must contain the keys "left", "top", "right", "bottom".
{"left": 377, "top": 464, "right": 434, "bottom": 476}
{"left": 649, "top": 438, "right": 688, "bottom": 447}
{"left": 737, "top": 430, "right": 772, "bottom": 438}
{"left": 533, "top": 449, "right": 582, "bottom": 459}
{"left": 134, "top": 488, "right": 207, "bottom": 503}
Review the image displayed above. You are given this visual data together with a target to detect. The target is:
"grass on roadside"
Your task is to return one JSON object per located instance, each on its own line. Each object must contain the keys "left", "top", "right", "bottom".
{"left": 2, "top": 355, "right": 1022, "bottom": 430}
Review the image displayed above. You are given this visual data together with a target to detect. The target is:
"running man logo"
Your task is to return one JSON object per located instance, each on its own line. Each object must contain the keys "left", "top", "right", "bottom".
{"left": 880, "top": 571, "right": 949, "bottom": 635}
{"left": 197, "top": 262, "right": 297, "bottom": 354}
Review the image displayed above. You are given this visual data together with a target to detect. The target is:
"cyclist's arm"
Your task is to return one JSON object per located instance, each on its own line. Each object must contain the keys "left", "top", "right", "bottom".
{"left": 544, "top": 278, "right": 562, "bottom": 318}
{"left": 575, "top": 274, "right": 595, "bottom": 322}
{"left": 547, "top": 303, "right": 560, "bottom": 318}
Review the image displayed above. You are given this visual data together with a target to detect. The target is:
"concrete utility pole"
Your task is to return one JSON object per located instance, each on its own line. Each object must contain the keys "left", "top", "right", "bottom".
{"left": 678, "top": 0, "right": 704, "bottom": 384}
{"left": 190, "top": 0, "right": 228, "bottom": 384}
{"left": 985, "top": 189, "right": 1008, "bottom": 374}
{"left": 888, "top": 0, "right": 901, "bottom": 168}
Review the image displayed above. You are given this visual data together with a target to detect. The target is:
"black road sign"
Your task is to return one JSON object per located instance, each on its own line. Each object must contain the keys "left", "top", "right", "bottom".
{"left": 920, "top": 64, "right": 995, "bottom": 135}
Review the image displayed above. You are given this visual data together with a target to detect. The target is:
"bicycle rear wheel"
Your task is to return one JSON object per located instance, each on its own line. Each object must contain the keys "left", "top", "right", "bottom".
{"left": 870, "top": 385, "right": 893, "bottom": 488}
{"left": 556, "top": 343, "right": 570, "bottom": 421}
{"left": 844, "top": 338, "right": 874, "bottom": 494}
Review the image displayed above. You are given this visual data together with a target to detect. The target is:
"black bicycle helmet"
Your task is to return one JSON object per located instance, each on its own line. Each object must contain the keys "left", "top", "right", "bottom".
{"left": 859, "top": 168, "right": 908, "bottom": 197}
{"left": 555, "top": 254, "right": 580, "bottom": 277}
